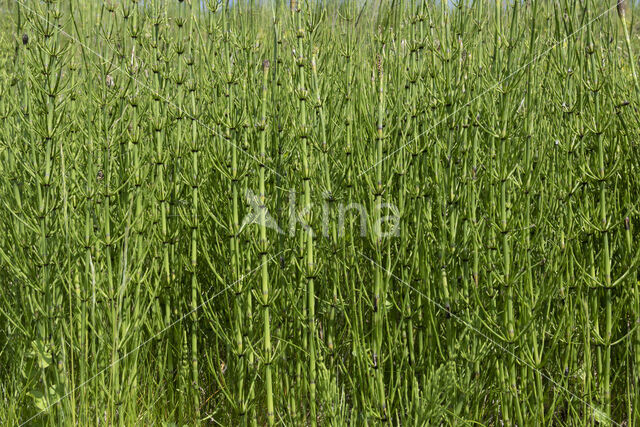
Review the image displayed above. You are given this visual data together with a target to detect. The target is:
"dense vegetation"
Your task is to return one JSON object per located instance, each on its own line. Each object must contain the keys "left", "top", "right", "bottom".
{"left": 1, "top": 0, "right": 640, "bottom": 425}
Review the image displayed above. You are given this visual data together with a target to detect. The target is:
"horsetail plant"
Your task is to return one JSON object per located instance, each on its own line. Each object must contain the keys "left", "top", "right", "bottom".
{"left": 1, "top": 1, "right": 640, "bottom": 426}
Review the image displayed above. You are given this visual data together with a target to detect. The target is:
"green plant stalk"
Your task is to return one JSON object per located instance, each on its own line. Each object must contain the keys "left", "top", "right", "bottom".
{"left": 624, "top": 210, "right": 639, "bottom": 425}
{"left": 619, "top": 6, "right": 639, "bottom": 92}
{"left": 403, "top": 11, "right": 420, "bottom": 395}
{"left": 259, "top": 59, "right": 275, "bottom": 427}
{"left": 295, "top": 4, "right": 317, "bottom": 423}
{"left": 221, "top": 4, "right": 246, "bottom": 415}
{"left": 174, "top": 1, "right": 188, "bottom": 413}
{"left": 598, "top": 104, "right": 613, "bottom": 420}
{"left": 373, "top": 54, "right": 387, "bottom": 422}
{"left": 522, "top": 1, "right": 544, "bottom": 421}
{"left": 148, "top": 2, "right": 174, "bottom": 399}
{"left": 186, "top": 0, "right": 200, "bottom": 418}
{"left": 311, "top": 51, "right": 336, "bottom": 360}
{"left": 32, "top": 1, "right": 63, "bottom": 417}
{"left": 100, "top": 63, "right": 118, "bottom": 427}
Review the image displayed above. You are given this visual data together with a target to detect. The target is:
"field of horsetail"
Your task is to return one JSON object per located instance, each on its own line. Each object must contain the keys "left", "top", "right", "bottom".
{"left": 1, "top": 0, "right": 640, "bottom": 425}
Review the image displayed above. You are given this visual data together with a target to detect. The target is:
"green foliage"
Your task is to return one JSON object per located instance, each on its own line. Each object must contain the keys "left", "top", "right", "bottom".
{"left": 0, "top": 0, "right": 640, "bottom": 425}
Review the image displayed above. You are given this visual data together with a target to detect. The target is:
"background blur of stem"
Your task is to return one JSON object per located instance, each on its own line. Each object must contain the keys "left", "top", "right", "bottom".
{"left": 1, "top": 0, "right": 640, "bottom": 425}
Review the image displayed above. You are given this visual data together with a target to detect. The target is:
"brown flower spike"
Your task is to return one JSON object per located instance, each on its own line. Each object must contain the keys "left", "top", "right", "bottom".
{"left": 618, "top": 0, "right": 628, "bottom": 20}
